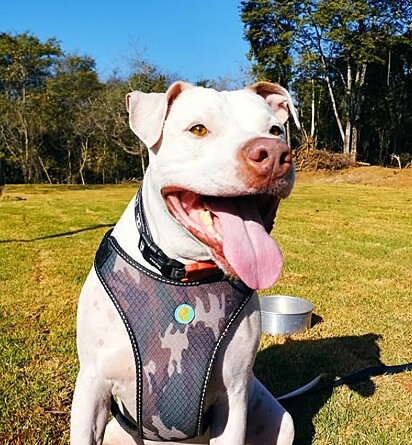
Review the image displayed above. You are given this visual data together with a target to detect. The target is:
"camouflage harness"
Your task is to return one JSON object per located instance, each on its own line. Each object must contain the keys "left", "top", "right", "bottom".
{"left": 94, "top": 191, "right": 254, "bottom": 442}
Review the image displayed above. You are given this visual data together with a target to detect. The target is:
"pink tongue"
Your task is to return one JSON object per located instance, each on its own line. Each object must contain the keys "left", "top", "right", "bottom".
{"left": 205, "top": 198, "right": 283, "bottom": 290}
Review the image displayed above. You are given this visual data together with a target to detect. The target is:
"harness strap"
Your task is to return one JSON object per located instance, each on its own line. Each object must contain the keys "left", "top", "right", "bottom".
{"left": 110, "top": 397, "right": 213, "bottom": 438}
{"left": 111, "top": 398, "right": 141, "bottom": 437}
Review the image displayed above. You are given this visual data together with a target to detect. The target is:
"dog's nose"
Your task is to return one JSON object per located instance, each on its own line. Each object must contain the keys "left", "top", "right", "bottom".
{"left": 240, "top": 137, "right": 292, "bottom": 181}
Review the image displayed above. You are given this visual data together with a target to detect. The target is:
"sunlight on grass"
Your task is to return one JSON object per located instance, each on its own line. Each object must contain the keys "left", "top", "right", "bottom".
{"left": 1, "top": 181, "right": 411, "bottom": 444}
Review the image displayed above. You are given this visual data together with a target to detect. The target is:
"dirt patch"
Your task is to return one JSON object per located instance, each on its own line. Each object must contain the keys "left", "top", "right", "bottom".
{"left": 297, "top": 166, "right": 412, "bottom": 188}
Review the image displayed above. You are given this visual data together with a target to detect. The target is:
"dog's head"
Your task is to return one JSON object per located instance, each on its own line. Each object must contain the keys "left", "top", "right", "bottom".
{"left": 126, "top": 82, "right": 299, "bottom": 290}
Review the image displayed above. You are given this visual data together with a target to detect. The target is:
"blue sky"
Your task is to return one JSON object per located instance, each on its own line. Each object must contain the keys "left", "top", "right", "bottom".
{"left": 1, "top": 0, "right": 251, "bottom": 83}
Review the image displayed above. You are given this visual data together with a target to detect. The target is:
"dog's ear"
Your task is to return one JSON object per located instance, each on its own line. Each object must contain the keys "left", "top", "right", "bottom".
{"left": 249, "top": 82, "right": 300, "bottom": 129}
{"left": 126, "top": 81, "right": 193, "bottom": 148}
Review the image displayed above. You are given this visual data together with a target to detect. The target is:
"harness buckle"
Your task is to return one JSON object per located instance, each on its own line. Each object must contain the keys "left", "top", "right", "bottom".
{"left": 139, "top": 232, "right": 185, "bottom": 280}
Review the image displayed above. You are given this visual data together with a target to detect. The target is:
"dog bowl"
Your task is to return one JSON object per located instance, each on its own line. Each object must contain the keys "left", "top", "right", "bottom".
{"left": 259, "top": 295, "right": 314, "bottom": 335}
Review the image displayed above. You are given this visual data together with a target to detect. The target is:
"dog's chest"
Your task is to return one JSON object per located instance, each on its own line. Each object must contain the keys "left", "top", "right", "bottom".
{"left": 94, "top": 231, "right": 253, "bottom": 441}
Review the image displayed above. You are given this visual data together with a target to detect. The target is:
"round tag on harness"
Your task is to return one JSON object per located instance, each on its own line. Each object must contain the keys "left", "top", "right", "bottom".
{"left": 175, "top": 304, "right": 195, "bottom": 324}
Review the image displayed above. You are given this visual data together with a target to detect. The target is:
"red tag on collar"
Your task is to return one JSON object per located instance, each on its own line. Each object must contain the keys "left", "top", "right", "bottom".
{"left": 182, "top": 262, "right": 221, "bottom": 282}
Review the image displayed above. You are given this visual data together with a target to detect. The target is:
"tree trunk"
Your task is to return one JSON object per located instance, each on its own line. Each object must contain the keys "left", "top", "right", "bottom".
{"left": 350, "top": 126, "right": 358, "bottom": 161}
{"left": 17, "top": 108, "right": 32, "bottom": 183}
{"left": 79, "top": 140, "right": 88, "bottom": 186}
{"left": 343, "top": 63, "right": 353, "bottom": 155}
{"left": 67, "top": 147, "right": 73, "bottom": 183}
{"left": 349, "top": 64, "right": 367, "bottom": 161}
{"left": 314, "top": 26, "right": 345, "bottom": 147}
{"left": 310, "top": 79, "right": 316, "bottom": 137}
{"left": 387, "top": 49, "right": 391, "bottom": 87}
{"left": 343, "top": 120, "right": 352, "bottom": 155}
{"left": 37, "top": 152, "right": 52, "bottom": 184}
{"left": 325, "top": 71, "right": 345, "bottom": 146}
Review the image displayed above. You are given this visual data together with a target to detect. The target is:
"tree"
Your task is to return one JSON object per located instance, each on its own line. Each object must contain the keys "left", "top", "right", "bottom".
{"left": 44, "top": 54, "right": 103, "bottom": 182}
{"left": 240, "top": 0, "right": 412, "bottom": 161}
{"left": 0, "top": 32, "right": 62, "bottom": 182}
{"left": 241, "top": 0, "right": 299, "bottom": 86}
{"left": 0, "top": 32, "right": 180, "bottom": 184}
{"left": 359, "top": 33, "right": 412, "bottom": 165}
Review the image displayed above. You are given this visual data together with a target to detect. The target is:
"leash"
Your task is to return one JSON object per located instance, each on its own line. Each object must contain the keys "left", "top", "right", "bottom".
{"left": 134, "top": 187, "right": 222, "bottom": 282}
{"left": 278, "top": 362, "right": 412, "bottom": 401}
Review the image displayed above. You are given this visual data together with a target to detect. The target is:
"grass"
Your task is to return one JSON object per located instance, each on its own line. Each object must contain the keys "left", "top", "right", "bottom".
{"left": 0, "top": 175, "right": 411, "bottom": 444}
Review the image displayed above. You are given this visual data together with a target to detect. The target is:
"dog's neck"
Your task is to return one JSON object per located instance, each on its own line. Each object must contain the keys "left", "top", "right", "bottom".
{"left": 111, "top": 170, "right": 213, "bottom": 278}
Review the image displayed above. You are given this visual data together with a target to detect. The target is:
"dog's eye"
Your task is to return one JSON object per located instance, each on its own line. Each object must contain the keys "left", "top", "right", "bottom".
{"left": 189, "top": 124, "right": 208, "bottom": 137}
{"left": 269, "top": 125, "right": 284, "bottom": 136}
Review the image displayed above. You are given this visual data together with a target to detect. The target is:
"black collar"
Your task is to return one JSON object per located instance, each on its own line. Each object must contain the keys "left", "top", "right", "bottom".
{"left": 134, "top": 186, "right": 222, "bottom": 282}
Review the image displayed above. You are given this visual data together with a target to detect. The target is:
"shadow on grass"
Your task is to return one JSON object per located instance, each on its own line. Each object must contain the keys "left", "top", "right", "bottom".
{"left": 0, "top": 223, "right": 115, "bottom": 243}
{"left": 254, "top": 332, "right": 382, "bottom": 444}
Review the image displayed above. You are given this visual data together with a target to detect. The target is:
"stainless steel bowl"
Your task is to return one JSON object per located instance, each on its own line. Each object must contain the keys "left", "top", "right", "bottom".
{"left": 259, "top": 295, "right": 314, "bottom": 335}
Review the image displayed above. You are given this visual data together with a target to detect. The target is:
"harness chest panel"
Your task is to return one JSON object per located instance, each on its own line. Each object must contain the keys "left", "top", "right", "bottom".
{"left": 94, "top": 232, "right": 253, "bottom": 442}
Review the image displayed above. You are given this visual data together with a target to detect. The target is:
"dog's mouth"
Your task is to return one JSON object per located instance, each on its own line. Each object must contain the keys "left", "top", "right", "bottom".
{"left": 162, "top": 189, "right": 282, "bottom": 290}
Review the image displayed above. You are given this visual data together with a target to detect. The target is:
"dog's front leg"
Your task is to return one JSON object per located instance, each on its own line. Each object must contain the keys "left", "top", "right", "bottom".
{"left": 70, "top": 368, "right": 112, "bottom": 445}
{"left": 209, "top": 388, "right": 249, "bottom": 445}
{"left": 245, "top": 377, "right": 294, "bottom": 445}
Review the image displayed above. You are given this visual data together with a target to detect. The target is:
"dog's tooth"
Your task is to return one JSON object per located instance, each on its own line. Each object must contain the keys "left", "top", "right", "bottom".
{"left": 200, "top": 210, "right": 222, "bottom": 241}
{"left": 207, "top": 224, "right": 216, "bottom": 235}
{"left": 200, "top": 210, "right": 213, "bottom": 226}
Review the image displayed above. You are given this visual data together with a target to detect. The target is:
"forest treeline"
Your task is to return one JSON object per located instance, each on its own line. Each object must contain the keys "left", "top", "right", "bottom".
{"left": 241, "top": 0, "right": 412, "bottom": 166}
{"left": 1, "top": 1, "right": 412, "bottom": 184}
{"left": 0, "top": 32, "right": 174, "bottom": 184}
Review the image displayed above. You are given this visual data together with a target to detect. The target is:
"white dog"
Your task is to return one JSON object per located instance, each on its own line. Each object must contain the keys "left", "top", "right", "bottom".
{"left": 70, "top": 81, "right": 299, "bottom": 445}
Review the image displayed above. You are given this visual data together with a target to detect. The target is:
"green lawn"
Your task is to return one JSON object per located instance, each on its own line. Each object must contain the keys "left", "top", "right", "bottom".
{"left": 0, "top": 178, "right": 411, "bottom": 444}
